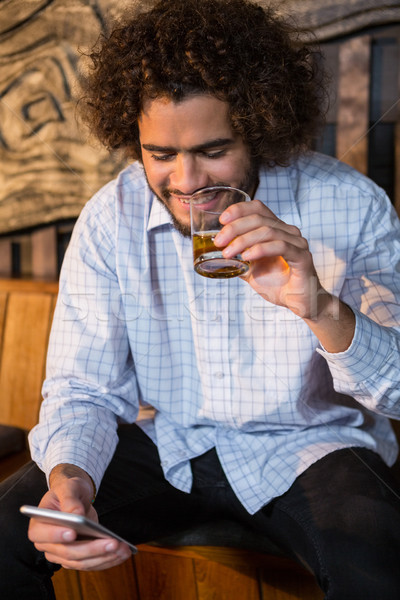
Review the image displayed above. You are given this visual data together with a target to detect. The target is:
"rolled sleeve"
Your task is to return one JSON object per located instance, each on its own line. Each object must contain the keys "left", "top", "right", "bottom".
{"left": 317, "top": 308, "right": 400, "bottom": 417}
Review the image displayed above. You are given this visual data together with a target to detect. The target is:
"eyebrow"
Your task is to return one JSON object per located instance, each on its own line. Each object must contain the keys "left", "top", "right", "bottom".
{"left": 141, "top": 138, "right": 235, "bottom": 153}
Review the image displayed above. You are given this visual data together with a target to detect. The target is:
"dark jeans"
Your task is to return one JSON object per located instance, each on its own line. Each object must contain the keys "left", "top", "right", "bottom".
{"left": 1, "top": 424, "right": 400, "bottom": 600}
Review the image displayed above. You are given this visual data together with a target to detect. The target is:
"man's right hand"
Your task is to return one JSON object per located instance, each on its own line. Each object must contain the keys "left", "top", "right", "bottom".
{"left": 27, "top": 464, "right": 132, "bottom": 571}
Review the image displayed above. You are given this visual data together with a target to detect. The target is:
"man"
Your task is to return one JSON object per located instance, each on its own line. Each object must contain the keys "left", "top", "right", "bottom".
{"left": 1, "top": 0, "right": 400, "bottom": 598}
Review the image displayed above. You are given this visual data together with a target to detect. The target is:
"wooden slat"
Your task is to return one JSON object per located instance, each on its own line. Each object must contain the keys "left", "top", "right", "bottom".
{"left": 0, "top": 240, "right": 12, "bottom": 277}
{"left": 336, "top": 35, "right": 371, "bottom": 174}
{"left": 53, "top": 569, "right": 83, "bottom": 600}
{"left": 17, "top": 236, "right": 33, "bottom": 279}
{"left": 0, "top": 292, "right": 56, "bottom": 429}
{"left": 194, "top": 558, "right": 260, "bottom": 600}
{"left": 78, "top": 560, "right": 140, "bottom": 600}
{"left": 31, "top": 226, "right": 58, "bottom": 280}
{"left": 0, "top": 291, "right": 7, "bottom": 353}
{"left": 0, "top": 279, "right": 58, "bottom": 294}
{"left": 138, "top": 545, "right": 322, "bottom": 600}
{"left": 134, "top": 551, "right": 198, "bottom": 600}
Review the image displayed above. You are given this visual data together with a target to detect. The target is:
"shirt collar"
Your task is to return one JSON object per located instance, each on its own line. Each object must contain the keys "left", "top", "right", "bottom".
{"left": 147, "top": 194, "right": 172, "bottom": 232}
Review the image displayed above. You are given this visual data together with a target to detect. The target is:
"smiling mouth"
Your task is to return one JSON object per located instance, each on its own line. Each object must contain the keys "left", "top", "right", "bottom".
{"left": 178, "top": 191, "right": 219, "bottom": 205}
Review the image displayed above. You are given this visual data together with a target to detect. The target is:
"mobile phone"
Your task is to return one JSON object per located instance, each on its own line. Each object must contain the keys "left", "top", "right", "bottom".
{"left": 20, "top": 505, "right": 138, "bottom": 554}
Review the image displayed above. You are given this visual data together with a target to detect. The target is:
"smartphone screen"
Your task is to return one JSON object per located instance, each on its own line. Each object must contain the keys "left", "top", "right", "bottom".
{"left": 20, "top": 505, "right": 138, "bottom": 554}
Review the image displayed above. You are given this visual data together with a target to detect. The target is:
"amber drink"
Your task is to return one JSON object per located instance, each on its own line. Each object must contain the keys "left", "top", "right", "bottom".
{"left": 190, "top": 186, "right": 250, "bottom": 279}
{"left": 193, "top": 231, "right": 249, "bottom": 278}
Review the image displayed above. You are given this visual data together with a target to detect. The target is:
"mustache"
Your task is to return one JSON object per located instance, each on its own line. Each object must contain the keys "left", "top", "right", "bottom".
{"left": 163, "top": 183, "right": 229, "bottom": 199}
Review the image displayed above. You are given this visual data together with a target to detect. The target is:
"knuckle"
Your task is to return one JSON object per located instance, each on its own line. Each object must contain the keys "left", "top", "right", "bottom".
{"left": 299, "top": 237, "right": 309, "bottom": 250}
{"left": 255, "top": 225, "right": 270, "bottom": 239}
{"left": 276, "top": 240, "right": 288, "bottom": 253}
{"left": 252, "top": 199, "right": 264, "bottom": 210}
{"left": 288, "top": 224, "right": 301, "bottom": 237}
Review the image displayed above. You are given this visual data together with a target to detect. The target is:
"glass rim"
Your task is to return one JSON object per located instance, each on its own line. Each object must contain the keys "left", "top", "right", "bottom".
{"left": 189, "top": 185, "right": 251, "bottom": 202}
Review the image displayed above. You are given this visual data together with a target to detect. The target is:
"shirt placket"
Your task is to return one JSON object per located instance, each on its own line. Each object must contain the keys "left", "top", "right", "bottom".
{"left": 190, "top": 278, "right": 233, "bottom": 423}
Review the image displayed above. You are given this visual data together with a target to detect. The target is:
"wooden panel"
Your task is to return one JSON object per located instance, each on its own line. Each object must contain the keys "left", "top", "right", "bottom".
{"left": 336, "top": 35, "right": 371, "bottom": 174}
{"left": 78, "top": 559, "right": 139, "bottom": 600}
{"left": 0, "top": 291, "right": 7, "bottom": 351}
{"left": 31, "top": 226, "right": 58, "bottom": 280}
{"left": 135, "top": 551, "right": 199, "bottom": 600}
{"left": 53, "top": 569, "right": 83, "bottom": 600}
{"left": 0, "top": 292, "right": 55, "bottom": 429}
{"left": 194, "top": 558, "right": 260, "bottom": 600}
{"left": 0, "top": 279, "right": 58, "bottom": 294}
{"left": 138, "top": 545, "right": 322, "bottom": 600}
{"left": 0, "top": 241, "right": 12, "bottom": 277}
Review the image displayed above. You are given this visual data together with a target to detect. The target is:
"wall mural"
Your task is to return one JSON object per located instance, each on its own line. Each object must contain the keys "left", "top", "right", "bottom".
{"left": 0, "top": 0, "right": 128, "bottom": 234}
{"left": 0, "top": 0, "right": 399, "bottom": 235}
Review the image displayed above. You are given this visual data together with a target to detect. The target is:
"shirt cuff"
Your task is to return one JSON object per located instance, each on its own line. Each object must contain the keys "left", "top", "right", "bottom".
{"left": 40, "top": 441, "right": 109, "bottom": 493}
{"left": 316, "top": 307, "right": 392, "bottom": 384}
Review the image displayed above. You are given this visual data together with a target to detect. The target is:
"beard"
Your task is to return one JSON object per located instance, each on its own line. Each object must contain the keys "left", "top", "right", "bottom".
{"left": 144, "top": 160, "right": 260, "bottom": 238}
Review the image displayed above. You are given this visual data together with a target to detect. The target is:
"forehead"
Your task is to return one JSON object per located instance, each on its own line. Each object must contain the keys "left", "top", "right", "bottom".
{"left": 138, "top": 94, "right": 236, "bottom": 146}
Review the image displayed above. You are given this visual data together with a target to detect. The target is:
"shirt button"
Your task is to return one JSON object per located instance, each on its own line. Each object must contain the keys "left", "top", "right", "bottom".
{"left": 161, "top": 460, "right": 169, "bottom": 468}
{"left": 214, "top": 371, "right": 224, "bottom": 379}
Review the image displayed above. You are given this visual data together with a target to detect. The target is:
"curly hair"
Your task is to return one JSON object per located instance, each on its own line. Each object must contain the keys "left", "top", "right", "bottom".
{"left": 80, "top": 0, "right": 327, "bottom": 166}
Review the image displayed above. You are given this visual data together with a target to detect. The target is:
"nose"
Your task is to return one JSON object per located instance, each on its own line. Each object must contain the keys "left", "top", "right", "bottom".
{"left": 169, "top": 154, "right": 208, "bottom": 194}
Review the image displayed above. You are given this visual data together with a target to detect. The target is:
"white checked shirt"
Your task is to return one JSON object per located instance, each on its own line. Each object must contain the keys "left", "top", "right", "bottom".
{"left": 30, "top": 152, "right": 400, "bottom": 514}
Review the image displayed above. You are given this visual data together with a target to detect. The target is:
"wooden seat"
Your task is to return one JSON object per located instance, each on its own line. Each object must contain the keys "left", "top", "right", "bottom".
{"left": 52, "top": 544, "right": 324, "bottom": 600}
{"left": 0, "top": 282, "right": 57, "bottom": 430}
{"left": 0, "top": 279, "right": 58, "bottom": 480}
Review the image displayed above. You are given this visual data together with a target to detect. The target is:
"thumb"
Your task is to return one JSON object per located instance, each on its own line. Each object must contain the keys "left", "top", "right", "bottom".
{"left": 59, "top": 493, "right": 86, "bottom": 516}
{"left": 57, "top": 482, "right": 89, "bottom": 516}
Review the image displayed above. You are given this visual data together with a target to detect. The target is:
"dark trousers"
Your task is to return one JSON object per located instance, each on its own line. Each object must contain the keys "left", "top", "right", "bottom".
{"left": 1, "top": 423, "right": 400, "bottom": 600}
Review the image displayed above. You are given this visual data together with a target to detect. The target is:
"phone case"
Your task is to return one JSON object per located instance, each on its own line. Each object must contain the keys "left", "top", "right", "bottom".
{"left": 20, "top": 505, "right": 138, "bottom": 553}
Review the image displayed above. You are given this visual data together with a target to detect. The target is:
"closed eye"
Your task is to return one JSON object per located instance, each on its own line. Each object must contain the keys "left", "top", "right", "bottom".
{"left": 202, "top": 149, "right": 227, "bottom": 159}
{"left": 150, "top": 153, "right": 176, "bottom": 161}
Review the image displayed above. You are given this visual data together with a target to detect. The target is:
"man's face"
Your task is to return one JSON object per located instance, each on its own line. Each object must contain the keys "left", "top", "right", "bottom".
{"left": 138, "top": 94, "right": 258, "bottom": 237}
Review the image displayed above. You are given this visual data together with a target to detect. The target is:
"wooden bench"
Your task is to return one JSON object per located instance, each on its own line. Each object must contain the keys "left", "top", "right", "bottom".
{"left": 0, "top": 277, "right": 399, "bottom": 600}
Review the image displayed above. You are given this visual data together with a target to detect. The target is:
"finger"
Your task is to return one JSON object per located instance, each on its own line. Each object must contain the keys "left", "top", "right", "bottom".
{"left": 57, "top": 486, "right": 89, "bottom": 516}
{"left": 44, "top": 545, "right": 131, "bottom": 571}
{"left": 240, "top": 238, "right": 311, "bottom": 266}
{"left": 36, "top": 538, "right": 131, "bottom": 567}
{"left": 28, "top": 520, "right": 78, "bottom": 545}
{"left": 220, "top": 198, "right": 277, "bottom": 223}
{"left": 61, "top": 553, "right": 131, "bottom": 572}
{"left": 221, "top": 225, "right": 308, "bottom": 260}
{"left": 35, "top": 537, "right": 117, "bottom": 558}
{"left": 220, "top": 198, "right": 300, "bottom": 234}
{"left": 215, "top": 213, "right": 301, "bottom": 249}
